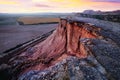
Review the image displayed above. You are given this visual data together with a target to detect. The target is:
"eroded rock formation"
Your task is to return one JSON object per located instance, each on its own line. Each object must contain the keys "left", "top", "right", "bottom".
{"left": 10, "top": 18, "right": 100, "bottom": 71}
{"left": 0, "top": 17, "right": 120, "bottom": 80}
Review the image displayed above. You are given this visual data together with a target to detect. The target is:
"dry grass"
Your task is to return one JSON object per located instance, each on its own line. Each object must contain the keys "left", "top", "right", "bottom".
{"left": 17, "top": 17, "right": 60, "bottom": 25}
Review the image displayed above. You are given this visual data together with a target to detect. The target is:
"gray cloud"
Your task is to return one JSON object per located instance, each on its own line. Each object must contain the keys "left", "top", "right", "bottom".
{"left": 34, "top": 4, "right": 51, "bottom": 8}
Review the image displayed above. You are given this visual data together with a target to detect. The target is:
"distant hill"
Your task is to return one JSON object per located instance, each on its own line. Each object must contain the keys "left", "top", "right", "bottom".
{"left": 75, "top": 10, "right": 120, "bottom": 23}
{"left": 103, "top": 10, "right": 120, "bottom": 15}
{"left": 83, "top": 10, "right": 102, "bottom": 15}
{"left": 82, "top": 10, "right": 120, "bottom": 15}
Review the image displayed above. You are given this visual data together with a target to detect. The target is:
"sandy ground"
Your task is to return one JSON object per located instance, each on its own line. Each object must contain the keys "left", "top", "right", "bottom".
{"left": 0, "top": 24, "right": 57, "bottom": 53}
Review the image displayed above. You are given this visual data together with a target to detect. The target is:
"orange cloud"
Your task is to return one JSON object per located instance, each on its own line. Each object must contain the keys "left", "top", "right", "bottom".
{"left": 0, "top": 0, "right": 120, "bottom": 13}
{"left": 0, "top": 0, "right": 18, "bottom": 5}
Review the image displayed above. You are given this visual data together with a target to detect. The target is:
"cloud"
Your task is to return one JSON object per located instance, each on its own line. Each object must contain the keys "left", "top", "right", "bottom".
{"left": 34, "top": 3, "right": 51, "bottom": 8}
{"left": 90, "top": 0, "right": 120, "bottom": 2}
{"left": 0, "top": 0, "right": 18, "bottom": 5}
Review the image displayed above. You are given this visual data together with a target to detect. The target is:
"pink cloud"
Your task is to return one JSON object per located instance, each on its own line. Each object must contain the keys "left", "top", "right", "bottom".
{"left": 34, "top": 3, "right": 51, "bottom": 8}
{"left": 89, "top": 0, "right": 120, "bottom": 2}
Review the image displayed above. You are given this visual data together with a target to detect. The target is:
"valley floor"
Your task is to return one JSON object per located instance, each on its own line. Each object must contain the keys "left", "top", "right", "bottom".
{"left": 0, "top": 24, "right": 57, "bottom": 53}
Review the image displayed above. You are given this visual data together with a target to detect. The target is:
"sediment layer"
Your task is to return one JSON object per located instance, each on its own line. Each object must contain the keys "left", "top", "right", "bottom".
{"left": 0, "top": 17, "right": 120, "bottom": 80}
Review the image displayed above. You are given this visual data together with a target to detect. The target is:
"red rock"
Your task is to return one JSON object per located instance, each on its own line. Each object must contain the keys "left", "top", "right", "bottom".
{"left": 16, "top": 18, "right": 101, "bottom": 72}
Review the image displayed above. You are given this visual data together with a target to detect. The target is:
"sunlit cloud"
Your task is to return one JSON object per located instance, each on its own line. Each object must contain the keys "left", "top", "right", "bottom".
{"left": 0, "top": 0, "right": 18, "bottom": 5}
{"left": 0, "top": 0, "right": 120, "bottom": 13}
{"left": 34, "top": 3, "right": 51, "bottom": 8}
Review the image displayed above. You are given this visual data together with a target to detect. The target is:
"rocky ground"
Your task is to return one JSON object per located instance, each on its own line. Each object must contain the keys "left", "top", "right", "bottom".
{"left": 0, "top": 17, "right": 120, "bottom": 80}
{"left": 19, "top": 56, "right": 107, "bottom": 80}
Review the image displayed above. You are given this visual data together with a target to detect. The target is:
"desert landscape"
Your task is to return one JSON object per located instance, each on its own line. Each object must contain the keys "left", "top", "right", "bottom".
{"left": 0, "top": 13, "right": 70, "bottom": 53}
{"left": 0, "top": 12, "right": 120, "bottom": 80}
{"left": 0, "top": 24, "right": 57, "bottom": 53}
{"left": 0, "top": 0, "right": 120, "bottom": 80}
{"left": 17, "top": 17, "right": 59, "bottom": 25}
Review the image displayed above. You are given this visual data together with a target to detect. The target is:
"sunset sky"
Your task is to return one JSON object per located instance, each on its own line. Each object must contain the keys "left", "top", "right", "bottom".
{"left": 0, "top": 0, "right": 120, "bottom": 13}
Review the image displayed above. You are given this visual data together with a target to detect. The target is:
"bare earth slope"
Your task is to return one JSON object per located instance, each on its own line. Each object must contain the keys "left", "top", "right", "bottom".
{"left": 0, "top": 17, "right": 120, "bottom": 80}
{"left": 0, "top": 24, "right": 57, "bottom": 53}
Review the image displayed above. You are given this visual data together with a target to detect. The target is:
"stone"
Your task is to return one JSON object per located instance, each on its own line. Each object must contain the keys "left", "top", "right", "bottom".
{"left": 0, "top": 17, "right": 120, "bottom": 80}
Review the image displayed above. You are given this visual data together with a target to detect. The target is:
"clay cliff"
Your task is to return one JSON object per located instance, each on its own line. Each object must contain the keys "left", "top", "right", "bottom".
{"left": 0, "top": 17, "right": 120, "bottom": 80}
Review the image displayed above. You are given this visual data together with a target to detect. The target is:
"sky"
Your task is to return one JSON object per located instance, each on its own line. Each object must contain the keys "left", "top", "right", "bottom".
{"left": 0, "top": 0, "right": 120, "bottom": 13}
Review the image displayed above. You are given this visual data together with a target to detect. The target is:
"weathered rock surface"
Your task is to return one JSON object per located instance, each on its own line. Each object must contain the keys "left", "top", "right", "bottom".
{"left": 0, "top": 17, "right": 120, "bottom": 80}
{"left": 19, "top": 56, "right": 107, "bottom": 80}
{"left": 89, "top": 39, "right": 120, "bottom": 80}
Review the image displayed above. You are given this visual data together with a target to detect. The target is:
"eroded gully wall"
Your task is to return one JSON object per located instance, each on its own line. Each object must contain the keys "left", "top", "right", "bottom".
{"left": 9, "top": 18, "right": 102, "bottom": 78}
